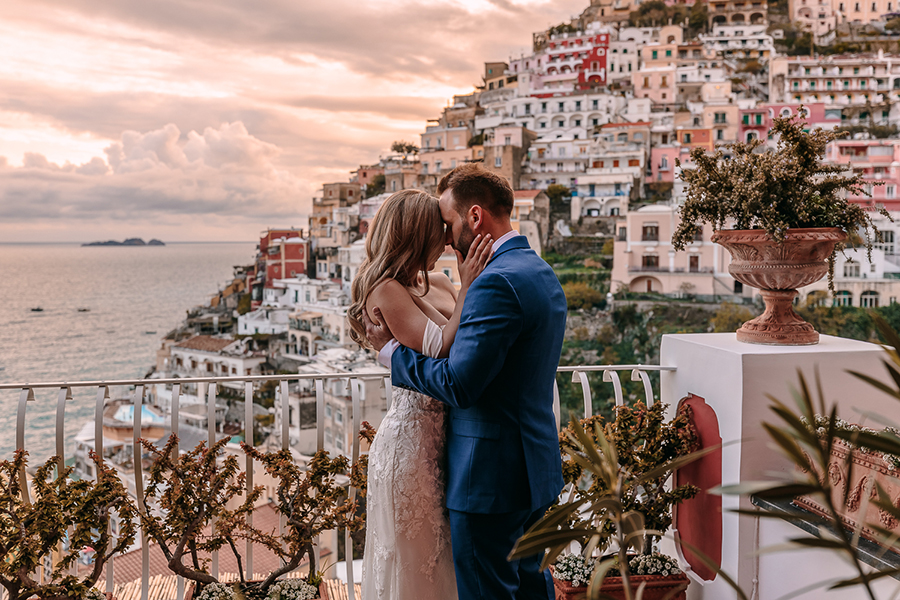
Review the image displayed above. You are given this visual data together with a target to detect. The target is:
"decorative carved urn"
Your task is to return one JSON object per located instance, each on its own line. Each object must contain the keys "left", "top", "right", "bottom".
{"left": 711, "top": 227, "right": 848, "bottom": 345}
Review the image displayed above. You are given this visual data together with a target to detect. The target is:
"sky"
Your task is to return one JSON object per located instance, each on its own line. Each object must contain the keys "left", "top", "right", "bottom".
{"left": 0, "top": 0, "right": 587, "bottom": 243}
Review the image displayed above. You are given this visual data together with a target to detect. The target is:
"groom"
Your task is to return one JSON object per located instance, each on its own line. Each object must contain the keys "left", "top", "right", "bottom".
{"left": 363, "top": 164, "right": 567, "bottom": 599}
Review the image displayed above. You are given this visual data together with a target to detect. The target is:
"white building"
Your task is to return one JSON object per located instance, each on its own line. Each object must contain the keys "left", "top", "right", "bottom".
{"left": 699, "top": 25, "right": 776, "bottom": 61}
{"left": 281, "top": 348, "right": 388, "bottom": 458}
{"left": 237, "top": 306, "right": 291, "bottom": 335}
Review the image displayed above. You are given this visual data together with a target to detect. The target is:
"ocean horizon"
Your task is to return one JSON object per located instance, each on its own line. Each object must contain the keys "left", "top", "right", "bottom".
{"left": 0, "top": 241, "right": 257, "bottom": 462}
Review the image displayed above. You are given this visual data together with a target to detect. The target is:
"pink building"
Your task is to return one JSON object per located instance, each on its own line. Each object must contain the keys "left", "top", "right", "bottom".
{"left": 825, "top": 139, "right": 900, "bottom": 210}
{"left": 650, "top": 146, "right": 679, "bottom": 183}
{"left": 739, "top": 103, "right": 840, "bottom": 143}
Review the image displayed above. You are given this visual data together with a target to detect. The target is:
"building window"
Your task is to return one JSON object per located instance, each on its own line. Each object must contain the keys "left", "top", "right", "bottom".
{"left": 592, "top": 99, "right": 599, "bottom": 109}
{"left": 641, "top": 224, "right": 659, "bottom": 241}
{"left": 844, "top": 260, "right": 860, "bottom": 278}
{"left": 717, "top": 129, "right": 724, "bottom": 140}
{"left": 558, "top": 101, "right": 565, "bottom": 112}
{"left": 335, "top": 409, "right": 343, "bottom": 424}
{"left": 642, "top": 254, "right": 660, "bottom": 268}
{"left": 666, "top": 49, "right": 672, "bottom": 57}
{"left": 714, "top": 112, "right": 726, "bottom": 123}
{"left": 652, "top": 50, "right": 658, "bottom": 59}
{"left": 495, "top": 156, "right": 502, "bottom": 168}
{"left": 661, "top": 76, "right": 668, "bottom": 86}
{"left": 861, "top": 291, "right": 880, "bottom": 308}
{"left": 618, "top": 227, "right": 627, "bottom": 241}
{"left": 833, "top": 290, "right": 852, "bottom": 306}
{"left": 683, "top": 133, "right": 692, "bottom": 143}
{"left": 689, "top": 255, "right": 700, "bottom": 272}
{"left": 643, "top": 76, "right": 650, "bottom": 87}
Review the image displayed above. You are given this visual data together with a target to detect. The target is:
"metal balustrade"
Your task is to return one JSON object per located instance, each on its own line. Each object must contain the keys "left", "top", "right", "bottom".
{"left": 0, "top": 363, "right": 674, "bottom": 599}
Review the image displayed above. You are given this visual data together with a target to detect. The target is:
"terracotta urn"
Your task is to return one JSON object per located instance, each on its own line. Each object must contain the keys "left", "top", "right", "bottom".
{"left": 711, "top": 227, "right": 848, "bottom": 345}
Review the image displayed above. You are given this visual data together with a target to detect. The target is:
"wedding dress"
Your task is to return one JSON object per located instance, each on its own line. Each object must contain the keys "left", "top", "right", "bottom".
{"left": 362, "top": 321, "right": 457, "bottom": 600}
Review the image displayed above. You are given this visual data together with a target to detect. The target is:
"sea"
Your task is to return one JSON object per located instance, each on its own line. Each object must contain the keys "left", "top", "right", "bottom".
{"left": 0, "top": 242, "right": 257, "bottom": 464}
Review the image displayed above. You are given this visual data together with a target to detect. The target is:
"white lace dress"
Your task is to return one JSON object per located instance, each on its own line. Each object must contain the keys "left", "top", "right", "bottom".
{"left": 361, "top": 386, "right": 458, "bottom": 599}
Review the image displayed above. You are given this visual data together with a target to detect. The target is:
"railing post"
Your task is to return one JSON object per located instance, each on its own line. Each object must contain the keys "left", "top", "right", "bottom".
{"left": 132, "top": 385, "right": 149, "bottom": 600}
{"left": 603, "top": 369, "right": 624, "bottom": 407}
{"left": 207, "top": 382, "right": 219, "bottom": 580}
{"left": 16, "top": 388, "right": 34, "bottom": 505}
{"left": 55, "top": 386, "right": 73, "bottom": 575}
{"left": 279, "top": 380, "right": 289, "bottom": 542}
{"left": 631, "top": 368, "right": 654, "bottom": 406}
{"left": 571, "top": 370, "right": 593, "bottom": 419}
{"left": 345, "top": 378, "right": 362, "bottom": 600}
{"left": 95, "top": 386, "right": 115, "bottom": 596}
{"left": 244, "top": 381, "right": 254, "bottom": 581}
{"left": 172, "top": 383, "right": 184, "bottom": 600}
{"left": 553, "top": 379, "right": 561, "bottom": 430}
{"left": 313, "top": 378, "right": 325, "bottom": 579}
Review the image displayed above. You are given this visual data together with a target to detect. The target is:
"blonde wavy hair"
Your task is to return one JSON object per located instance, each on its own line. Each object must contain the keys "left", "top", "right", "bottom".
{"left": 348, "top": 189, "right": 445, "bottom": 348}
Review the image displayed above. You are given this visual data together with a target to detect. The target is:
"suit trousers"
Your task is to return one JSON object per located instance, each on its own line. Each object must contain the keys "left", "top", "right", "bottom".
{"left": 448, "top": 502, "right": 555, "bottom": 600}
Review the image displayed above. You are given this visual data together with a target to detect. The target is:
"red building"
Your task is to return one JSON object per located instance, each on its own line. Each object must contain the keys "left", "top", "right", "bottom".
{"left": 252, "top": 228, "right": 310, "bottom": 308}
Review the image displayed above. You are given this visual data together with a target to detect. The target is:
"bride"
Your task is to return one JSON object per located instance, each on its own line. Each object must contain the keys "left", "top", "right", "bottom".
{"left": 348, "top": 189, "right": 493, "bottom": 600}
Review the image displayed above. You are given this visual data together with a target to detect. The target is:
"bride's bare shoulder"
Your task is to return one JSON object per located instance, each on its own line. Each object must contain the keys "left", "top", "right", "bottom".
{"left": 367, "top": 278, "right": 408, "bottom": 305}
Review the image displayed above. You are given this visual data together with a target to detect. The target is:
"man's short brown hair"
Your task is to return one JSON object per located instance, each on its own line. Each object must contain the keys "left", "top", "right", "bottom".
{"left": 437, "top": 163, "right": 514, "bottom": 218}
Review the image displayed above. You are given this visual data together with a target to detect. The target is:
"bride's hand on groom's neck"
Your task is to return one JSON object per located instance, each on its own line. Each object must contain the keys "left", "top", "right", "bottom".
{"left": 363, "top": 306, "right": 394, "bottom": 351}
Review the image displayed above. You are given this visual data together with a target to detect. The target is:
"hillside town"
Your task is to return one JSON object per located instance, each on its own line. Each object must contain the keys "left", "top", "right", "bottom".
{"left": 100, "top": 0, "right": 900, "bottom": 464}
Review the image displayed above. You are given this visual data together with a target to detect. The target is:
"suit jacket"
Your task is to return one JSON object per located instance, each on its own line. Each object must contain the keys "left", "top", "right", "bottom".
{"left": 390, "top": 235, "right": 567, "bottom": 514}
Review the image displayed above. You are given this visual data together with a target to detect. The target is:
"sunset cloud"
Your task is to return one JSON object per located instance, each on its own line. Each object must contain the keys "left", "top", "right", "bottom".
{"left": 0, "top": 0, "right": 586, "bottom": 241}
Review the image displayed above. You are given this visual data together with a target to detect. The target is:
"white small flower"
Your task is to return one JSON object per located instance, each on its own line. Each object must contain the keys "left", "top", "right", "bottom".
{"left": 197, "top": 583, "right": 236, "bottom": 600}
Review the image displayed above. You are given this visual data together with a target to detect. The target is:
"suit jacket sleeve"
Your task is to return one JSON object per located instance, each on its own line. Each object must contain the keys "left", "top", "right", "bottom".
{"left": 390, "top": 270, "right": 523, "bottom": 409}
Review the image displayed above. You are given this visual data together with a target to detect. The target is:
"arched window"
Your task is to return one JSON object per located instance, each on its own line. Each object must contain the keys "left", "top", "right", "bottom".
{"left": 833, "top": 290, "right": 853, "bottom": 306}
{"left": 861, "top": 290, "right": 880, "bottom": 308}
{"left": 617, "top": 133, "right": 628, "bottom": 141}
{"left": 780, "top": 107, "right": 792, "bottom": 118}
{"left": 746, "top": 131, "right": 759, "bottom": 142}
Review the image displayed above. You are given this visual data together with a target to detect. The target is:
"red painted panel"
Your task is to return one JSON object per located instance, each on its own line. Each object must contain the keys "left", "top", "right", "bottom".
{"left": 674, "top": 394, "right": 722, "bottom": 581}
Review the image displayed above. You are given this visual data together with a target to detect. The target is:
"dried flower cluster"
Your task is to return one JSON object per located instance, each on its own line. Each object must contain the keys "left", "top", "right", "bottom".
{"left": 266, "top": 579, "right": 319, "bottom": 600}
{"left": 801, "top": 414, "right": 900, "bottom": 470}
{"left": 139, "top": 436, "right": 264, "bottom": 587}
{"left": 673, "top": 109, "right": 889, "bottom": 289}
{"left": 0, "top": 451, "right": 137, "bottom": 600}
{"left": 559, "top": 401, "right": 700, "bottom": 551}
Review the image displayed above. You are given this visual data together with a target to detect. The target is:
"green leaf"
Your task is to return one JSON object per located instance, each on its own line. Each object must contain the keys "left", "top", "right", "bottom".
{"left": 846, "top": 370, "right": 900, "bottom": 401}
{"left": 635, "top": 444, "right": 721, "bottom": 485}
{"left": 761, "top": 423, "right": 814, "bottom": 471}
{"left": 728, "top": 508, "right": 829, "bottom": 524}
{"left": 509, "top": 528, "right": 597, "bottom": 560}
{"left": 587, "top": 558, "right": 620, "bottom": 600}
{"left": 786, "top": 537, "right": 847, "bottom": 550}
{"left": 828, "top": 567, "right": 900, "bottom": 589}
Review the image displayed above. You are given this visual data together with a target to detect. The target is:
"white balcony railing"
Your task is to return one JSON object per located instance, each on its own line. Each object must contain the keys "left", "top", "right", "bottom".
{"left": 0, "top": 363, "right": 674, "bottom": 600}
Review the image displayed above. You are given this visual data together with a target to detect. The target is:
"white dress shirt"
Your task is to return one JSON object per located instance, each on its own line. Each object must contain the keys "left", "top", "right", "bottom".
{"left": 377, "top": 230, "right": 520, "bottom": 368}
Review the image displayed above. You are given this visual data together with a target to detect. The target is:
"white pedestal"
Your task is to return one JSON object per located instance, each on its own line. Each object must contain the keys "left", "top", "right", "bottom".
{"left": 660, "top": 333, "right": 898, "bottom": 600}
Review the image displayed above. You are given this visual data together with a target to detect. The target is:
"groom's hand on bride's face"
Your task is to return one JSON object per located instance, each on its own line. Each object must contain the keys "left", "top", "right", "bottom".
{"left": 363, "top": 306, "right": 394, "bottom": 351}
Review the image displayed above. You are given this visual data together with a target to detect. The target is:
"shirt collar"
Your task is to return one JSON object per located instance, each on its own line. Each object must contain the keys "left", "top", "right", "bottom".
{"left": 492, "top": 230, "right": 520, "bottom": 252}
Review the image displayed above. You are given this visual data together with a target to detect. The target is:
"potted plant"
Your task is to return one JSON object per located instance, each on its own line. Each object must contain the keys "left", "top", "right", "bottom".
{"left": 141, "top": 426, "right": 370, "bottom": 600}
{"left": 0, "top": 451, "right": 137, "bottom": 600}
{"left": 672, "top": 110, "right": 887, "bottom": 345}
{"left": 512, "top": 402, "right": 702, "bottom": 600}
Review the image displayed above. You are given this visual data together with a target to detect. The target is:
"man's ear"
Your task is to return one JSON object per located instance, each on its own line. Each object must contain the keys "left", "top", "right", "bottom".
{"left": 469, "top": 205, "right": 485, "bottom": 230}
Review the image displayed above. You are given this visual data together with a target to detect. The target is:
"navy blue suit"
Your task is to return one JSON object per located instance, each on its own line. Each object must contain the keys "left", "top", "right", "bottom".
{"left": 390, "top": 235, "right": 567, "bottom": 599}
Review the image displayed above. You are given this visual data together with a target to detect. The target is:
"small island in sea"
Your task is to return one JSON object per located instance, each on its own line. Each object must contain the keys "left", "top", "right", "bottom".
{"left": 82, "top": 238, "right": 165, "bottom": 247}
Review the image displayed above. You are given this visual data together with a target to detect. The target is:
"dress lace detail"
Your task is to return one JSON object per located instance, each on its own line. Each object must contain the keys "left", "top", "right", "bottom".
{"left": 362, "top": 387, "right": 458, "bottom": 599}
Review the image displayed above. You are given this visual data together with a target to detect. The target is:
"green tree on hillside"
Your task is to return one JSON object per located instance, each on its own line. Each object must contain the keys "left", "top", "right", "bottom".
{"left": 546, "top": 183, "right": 573, "bottom": 207}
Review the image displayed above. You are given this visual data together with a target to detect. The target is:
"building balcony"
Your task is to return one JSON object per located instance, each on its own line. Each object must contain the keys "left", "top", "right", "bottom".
{"left": 3, "top": 334, "right": 900, "bottom": 599}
